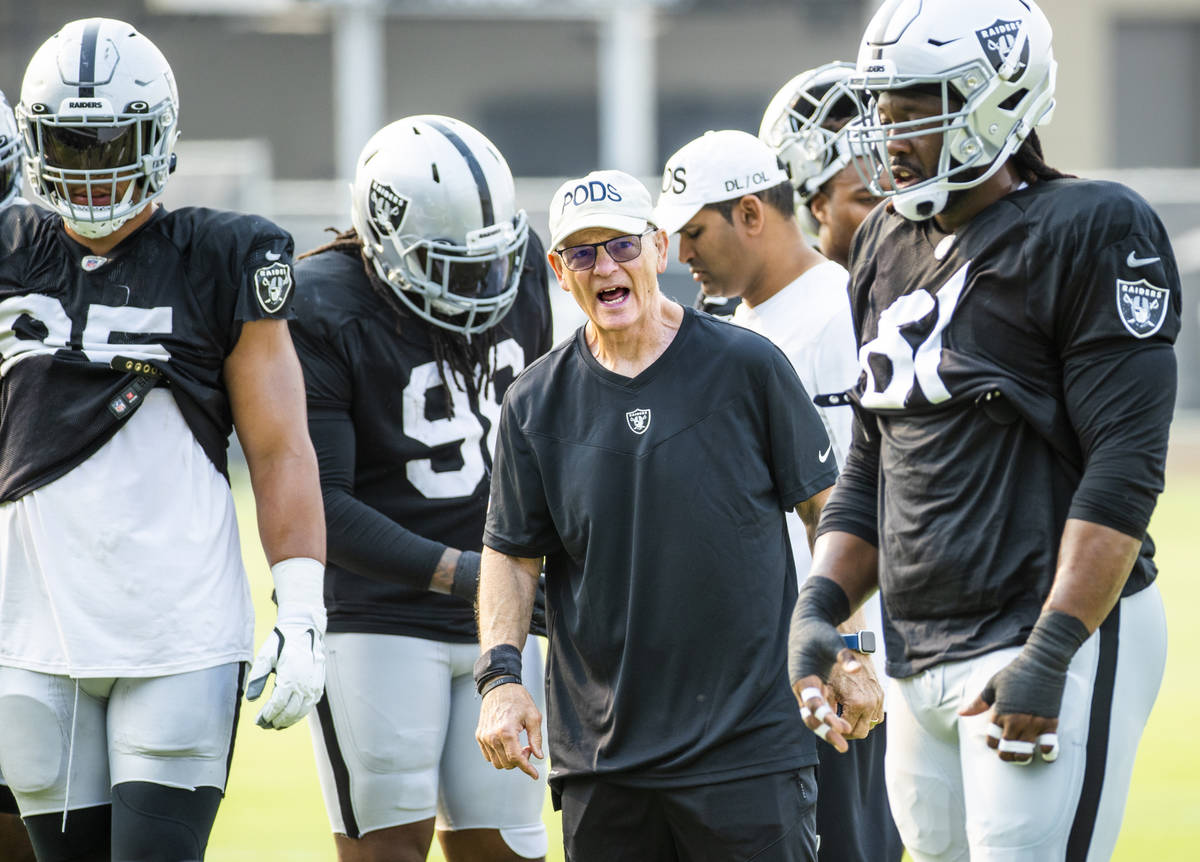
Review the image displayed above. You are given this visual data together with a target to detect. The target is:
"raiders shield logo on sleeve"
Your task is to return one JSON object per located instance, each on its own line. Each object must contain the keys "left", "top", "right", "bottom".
{"left": 1116, "top": 278, "right": 1169, "bottom": 338}
{"left": 625, "top": 408, "right": 651, "bottom": 435}
{"left": 254, "top": 261, "right": 294, "bottom": 314}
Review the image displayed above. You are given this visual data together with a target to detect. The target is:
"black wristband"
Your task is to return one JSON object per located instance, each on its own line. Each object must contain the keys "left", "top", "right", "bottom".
{"left": 473, "top": 644, "right": 523, "bottom": 695}
{"left": 452, "top": 550, "right": 481, "bottom": 602}
{"left": 788, "top": 576, "right": 853, "bottom": 684}
{"left": 479, "top": 674, "right": 522, "bottom": 698}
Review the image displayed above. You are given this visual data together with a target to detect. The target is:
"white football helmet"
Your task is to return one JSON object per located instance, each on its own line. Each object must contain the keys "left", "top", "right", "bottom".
{"left": 350, "top": 115, "right": 528, "bottom": 337}
{"left": 847, "top": 0, "right": 1057, "bottom": 220}
{"left": 0, "top": 91, "right": 22, "bottom": 209}
{"left": 17, "top": 18, "right": 180, "bottom": 238}
{"left": 759, "top": 62, "right": 860, "bottom": 205}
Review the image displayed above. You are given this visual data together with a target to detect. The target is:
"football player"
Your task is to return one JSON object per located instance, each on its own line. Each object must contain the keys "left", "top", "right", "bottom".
{"left": 757, "top": 67, "right": 903, "bottom": 862}
{"left": 0, "top": 18, "right": 326, "bottom": 862}
{"left": 288, "top": 116, "right": 552, "bottom": 862}
{"left": 787, "top": 1, "right": 1176, "bottom": 860}
{"left": 0, "top": 86, "right": 36, "bottom": 862}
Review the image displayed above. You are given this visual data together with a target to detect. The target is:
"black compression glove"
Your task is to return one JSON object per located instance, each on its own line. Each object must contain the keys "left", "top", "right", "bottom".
{"left": 788, "top": 576, "right": 852, "bottom": 685}
{"left": 451, "top": 550, "right": 481, "bottom": 603}
{"left": 978, "top": 610, "right": 1091, "bottom": 718}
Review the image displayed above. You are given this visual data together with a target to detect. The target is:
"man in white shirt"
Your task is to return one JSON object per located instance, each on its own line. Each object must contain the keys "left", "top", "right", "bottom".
{"left": 655, "top": 128, "right": 895, "bottom": 862}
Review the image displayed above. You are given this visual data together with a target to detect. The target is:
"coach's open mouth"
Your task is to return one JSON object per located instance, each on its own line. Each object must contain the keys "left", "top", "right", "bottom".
{"left": 598, "top": 286, "right": 630, "bottom": 305}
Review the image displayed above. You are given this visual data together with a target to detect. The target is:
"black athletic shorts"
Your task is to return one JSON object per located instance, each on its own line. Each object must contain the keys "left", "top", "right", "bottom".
{"left": 0, "top": 783, "right": 18, "bottom": 816}
{"left": 559, "top": 767, "right": 818, "bottom": 862}
{"left": 815, "top": 722, "right": 904, "bottom": 862}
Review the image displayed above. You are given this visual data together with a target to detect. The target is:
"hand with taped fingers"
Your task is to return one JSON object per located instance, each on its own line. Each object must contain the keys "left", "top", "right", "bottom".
{"left": 959, "top": 609, "right": 1089, "bottom": 765}
{"left": 475, "top": 680, "right": 545, "bottom": 780}
{"left": 792, "top": 659, "right": 856, "bottom": 753}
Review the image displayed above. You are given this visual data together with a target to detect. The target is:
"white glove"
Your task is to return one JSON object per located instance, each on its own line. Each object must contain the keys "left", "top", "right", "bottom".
{"left": 246, "top": 557, "right": 327, "bottom": 730}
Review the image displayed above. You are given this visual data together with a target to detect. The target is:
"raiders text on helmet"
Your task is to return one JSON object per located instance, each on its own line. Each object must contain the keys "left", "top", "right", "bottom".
{"left": 17, "top": 18, "right": 180, "bottom": 238}
{"left": 847, "top": 0, "right": 1056, "bottom": 220}
{"left": 349, "top": 115, "right": 528, "bottom": 337}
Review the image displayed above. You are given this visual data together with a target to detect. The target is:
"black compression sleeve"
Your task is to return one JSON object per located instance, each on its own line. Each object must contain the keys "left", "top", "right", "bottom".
{"left": 1064, "top": 344, "right": 1175, "bottom": 538}
{"left": 815, "top": 414, "right": 880, "bottom": 545}
{"left": 309, "top": 407, "right": 448, "bottom": 588}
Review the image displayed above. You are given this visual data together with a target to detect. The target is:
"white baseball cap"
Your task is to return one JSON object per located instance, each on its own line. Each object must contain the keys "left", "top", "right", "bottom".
{"left": 653, "top": 130, "right": 790, "bottom": 235}
{"left": 548, "top": 169, "right": 654, "bottom": 250}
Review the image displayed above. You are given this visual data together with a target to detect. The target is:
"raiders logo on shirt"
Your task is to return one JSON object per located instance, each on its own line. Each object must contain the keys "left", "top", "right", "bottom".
{"left": 1116, "top": 278, "right": 1169, "bottom": 339}
{"left": 255, "top": 260, "right": 294, "bottom": 314}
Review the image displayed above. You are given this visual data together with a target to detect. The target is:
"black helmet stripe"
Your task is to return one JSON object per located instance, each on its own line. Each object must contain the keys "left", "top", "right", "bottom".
{"left": 424, "top": 118, "right": 494, "bottom": 226}
{"left": 78, "top": 20, "right": 101, "bottom": 97}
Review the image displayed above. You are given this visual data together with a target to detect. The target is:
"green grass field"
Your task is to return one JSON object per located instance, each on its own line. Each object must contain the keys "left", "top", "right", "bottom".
{"left": 206, "top": 444, "right": 1200, "bottom": 861}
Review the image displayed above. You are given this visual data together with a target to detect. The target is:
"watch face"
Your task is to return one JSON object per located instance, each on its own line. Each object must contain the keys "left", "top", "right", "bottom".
{"left": 859, "top": 630, "right": 877, "bottom": 654}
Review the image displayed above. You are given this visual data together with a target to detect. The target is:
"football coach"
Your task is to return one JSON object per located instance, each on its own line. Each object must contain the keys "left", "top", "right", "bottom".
{"left": 474, "top": 169, "right": 840, "bottom": 861}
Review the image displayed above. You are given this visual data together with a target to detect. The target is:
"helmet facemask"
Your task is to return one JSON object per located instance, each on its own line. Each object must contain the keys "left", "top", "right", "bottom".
{"left": 361, "top": 208, "right": 528, "bottom": 339}
{"left": 20, "top": 101, "right": 177, "bottom": 238}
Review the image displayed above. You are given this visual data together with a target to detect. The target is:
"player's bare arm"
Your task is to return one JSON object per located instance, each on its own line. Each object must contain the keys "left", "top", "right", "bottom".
{"left": 960, "top": 519, "right": 1143, "bottom": 762}
{"left": 475, "top": 549, "right": 543, "bottom": 780}
{"left": 789, "top": 531, "right": 881, "bottom": 752}
{"left": 227, "top": 318, "right": 328, "bottom": 729}
{"left": 226, "top": 317, "right": 325, "bottom": 564}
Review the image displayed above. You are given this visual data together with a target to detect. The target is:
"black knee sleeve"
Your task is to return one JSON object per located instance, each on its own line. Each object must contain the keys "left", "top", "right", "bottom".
{"left": 111, "top": 782, "right": 222, "bottom": 862}
{"left": 23, "top": 805, "right": 111, "bottom": 862}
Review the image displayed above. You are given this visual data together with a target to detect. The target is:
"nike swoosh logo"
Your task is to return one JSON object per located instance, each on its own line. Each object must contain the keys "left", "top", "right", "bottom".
{"left": 265, "top": 250, "right": 282, "bottom": 262}
{"left": 818, "top": 444, "right": 832, "bottom": 463}
{"left": 1126, "top": 251, "right": 1160, "bottom": 268}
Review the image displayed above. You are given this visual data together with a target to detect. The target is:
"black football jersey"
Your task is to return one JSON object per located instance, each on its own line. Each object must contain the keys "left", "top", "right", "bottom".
{"left": 0, "top": 204, "right": 296, "bottom": 502}
{"left": 821, "top": 179, "right": 1179, "bottom": 677}
{"left": 288, "top": 232, "right": 553, "bottom": 641}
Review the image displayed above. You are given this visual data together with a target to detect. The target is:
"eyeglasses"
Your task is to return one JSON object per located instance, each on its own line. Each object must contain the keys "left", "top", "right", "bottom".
{"left": 555, "top": 230, "right": 653, "bottom": 272}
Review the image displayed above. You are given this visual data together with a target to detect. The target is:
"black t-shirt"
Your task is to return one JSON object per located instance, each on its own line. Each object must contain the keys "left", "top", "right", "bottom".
{"left": 0, "top": 204, "right": 295, "bottom": 501}
{"left": 486, "top": 306, "right": 838, "bottom": 788}
{"left": 288, "top": 233, "right": 552, "bottom": 642}
{"left": 820, "top": 179, "right": 1178, "bottom": 677}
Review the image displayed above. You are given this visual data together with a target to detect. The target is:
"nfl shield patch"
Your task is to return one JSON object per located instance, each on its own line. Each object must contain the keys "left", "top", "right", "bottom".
{"left": 625, "top": 408, "right": 651, "bottom": 435}
{"left": 368, "top": 180, "right": 409, "bottom": 238}
{"left": 975, "top": 19, "right": 1028, "bottom": 74}
{"left": 254, "top": 261, "right": 294, "bottom": 314}
{"left": 1116, "top": 278, "right": 1169, "bottom": 338}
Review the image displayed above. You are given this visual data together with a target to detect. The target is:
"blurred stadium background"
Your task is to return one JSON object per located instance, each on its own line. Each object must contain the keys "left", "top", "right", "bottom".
{"left": 1, "top": 0, "right": 1198, "bottom": 858}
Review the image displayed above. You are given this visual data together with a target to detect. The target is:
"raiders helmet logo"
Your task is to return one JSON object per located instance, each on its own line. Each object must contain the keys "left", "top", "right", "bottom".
{"left": 254, "top": 261, "right": 294, "bottom": 314}
{"left": 975, "top": 19, "right": 1029, "bottom": 76}
{"left": 1116, "top": 278, "right": 1169, "bottom": 339}
{"left": 625, "top": 408, "right": 651, "bottom": 435}
{"left": 368, "top": 179, "right": 409, "bottom": 238}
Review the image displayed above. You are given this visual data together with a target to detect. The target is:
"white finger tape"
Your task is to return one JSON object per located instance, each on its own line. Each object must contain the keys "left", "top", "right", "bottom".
{"left": 814, "top": 723, "right": 830, "bottom": 741}
{"left": 986, "top": 723, "right": 1003, "bottom": 741}
{"left": 814, "top": 704, "right": 832, "bottom": 723}
{"left": 998, "top": 738, "right": 1036, "bottom": 764}
{"left": 800, "top": 687, "right": 823, "bottom": 703}
{"left": 1038, "top": 733, "right": 1060, "bottom": 763}
{"left": 800, "top": 706, "right": 813, "bottom": 722}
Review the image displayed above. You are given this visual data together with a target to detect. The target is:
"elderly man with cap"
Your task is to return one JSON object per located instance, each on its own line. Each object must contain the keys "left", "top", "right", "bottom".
{"left": 474, "top": 169, "right": 839, "bottom": 861}
{"left": 657, "top": 130, "right": 896, "bottom": 862}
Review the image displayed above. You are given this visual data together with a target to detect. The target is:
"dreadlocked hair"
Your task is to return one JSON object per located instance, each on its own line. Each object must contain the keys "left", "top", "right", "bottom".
{"left": 1010, "top": 129, "right": 1075, "bottom": 185}
{"left": 298, "top": 226, "right": 503, "bottom": 418}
